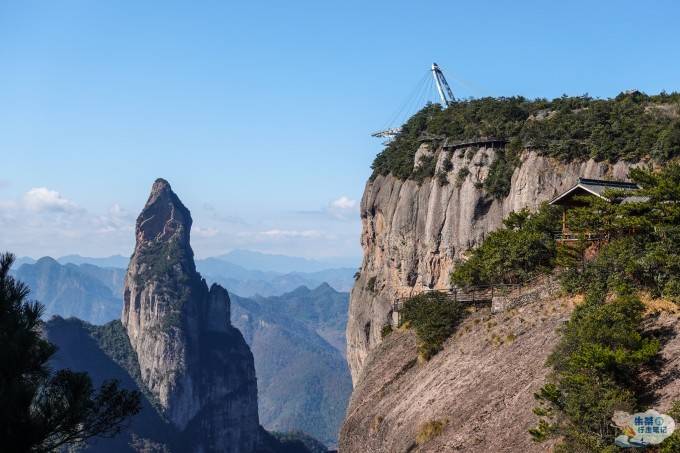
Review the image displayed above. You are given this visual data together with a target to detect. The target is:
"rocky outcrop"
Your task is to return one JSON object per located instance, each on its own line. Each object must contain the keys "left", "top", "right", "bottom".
{"left": 121, "top": 179, "right": 261, "bottom": 452}
{"left": 347, "top": 146, "right": 640, "bottom": 383}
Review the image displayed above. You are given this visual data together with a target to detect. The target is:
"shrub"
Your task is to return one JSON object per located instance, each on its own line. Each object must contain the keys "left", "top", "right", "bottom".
{"left": 561, "top": 163, "right": 680, "bottom": 299}
{"left": 663, "top": 278, "right": 680, "bottom": 303}
{"left": 380, "top": 324, "right": 393, "bottom": 338}
{"left": 371, "top": 103, "right": 442, "bottom": 180}
{"left": 416, "top": 419, "right": 447, "bottom": 445}
{"left": 412, "top": 154, "right": 437, "bottom": 185}
{"left": 660, "top": 401, "right": 680, "bottom": 453}
{"left": 531, "top": 292, "right": 659, "bottom": 450}
{"left": 366, "top": 276, "right": 377, "bottom": 293}
{"left": 530, "top": 163, "right": 680, "bottom": 450}
{"left": 483, "top": 148, "right": 520, "bottom": 198}
{"left": 451, "top": 203, "right": 560, "bottom": 286}
{"left": 399, "top": 292, "right": 465, "bottom": 360}
{"left": 455, "top": 167, "right": 470, "bottom": 187}
{"left": 442, "top": 154, "right": 454, "bottom": 172}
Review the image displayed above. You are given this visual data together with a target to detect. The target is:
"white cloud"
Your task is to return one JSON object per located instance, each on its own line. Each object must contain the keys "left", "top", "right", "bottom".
{"left": 93, "top": 203, "right": 134, "bottom": 234}
{"left": 23, "top": 187, "right": 79, "bottom": 213}
{"left": 330, "top": 196, "right": 357, "bottom": 210}
{"left": 194, "top": 226, "right": 219, "bottom": 238}
{"left": 108, "top": 203, "right": 125, "bottom": 217}
{"left": 0, "top": 186, "right": 362, "bottom": 260}
{"left": 327, "top": 195, "right": 359, "bottom": 220}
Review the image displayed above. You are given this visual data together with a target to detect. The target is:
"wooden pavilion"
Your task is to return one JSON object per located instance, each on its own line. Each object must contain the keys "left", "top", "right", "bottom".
{"left": 549, "top": 177, "right": 640, "bottom": 241}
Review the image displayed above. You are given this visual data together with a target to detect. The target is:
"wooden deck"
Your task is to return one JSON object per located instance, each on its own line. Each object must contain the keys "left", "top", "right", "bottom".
{"left": 416, "top": 134, "right": 508, "bottom": 150}
{"left": 442, "top": 137, "right": 508, "bottom": 150}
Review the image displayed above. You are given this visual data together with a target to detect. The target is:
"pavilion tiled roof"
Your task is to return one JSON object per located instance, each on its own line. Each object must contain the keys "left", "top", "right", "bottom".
{"left": 550, "top": 177, "right": 640, "bottom": 205}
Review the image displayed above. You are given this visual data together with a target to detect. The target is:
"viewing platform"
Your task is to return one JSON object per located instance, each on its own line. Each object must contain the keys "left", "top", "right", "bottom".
{"left": 441, "top": 137, "right": 508, "bottom": 150}
{"left": 417, "top": 134, "right": 508, "bottom": 150}
{"left": 391, "top": 283, "right": 525, "bottom": 326}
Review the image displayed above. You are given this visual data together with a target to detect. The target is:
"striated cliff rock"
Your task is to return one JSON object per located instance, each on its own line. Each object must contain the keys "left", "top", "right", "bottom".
{"left": 347, "top": 146, "right": 639, "bottom": 383}
{"left": 121, "top": 178, "right": 261, "bottom": 452}
{"left": 340, "top": 279, "right": 569, "bottom": 452}
{"left": 340, "top": 281, "right": 680, "bottom": 452}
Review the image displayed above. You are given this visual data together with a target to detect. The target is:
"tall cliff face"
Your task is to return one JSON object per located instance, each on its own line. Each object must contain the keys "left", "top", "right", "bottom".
{"left": 121, "top": 178, "right": 261, "bottom": 452}
{"left": 347, "top": 146, "right": 638, "bottom": 382}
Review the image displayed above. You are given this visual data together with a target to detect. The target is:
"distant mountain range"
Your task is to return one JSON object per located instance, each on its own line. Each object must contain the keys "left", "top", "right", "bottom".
{"left": 16, "top": 251, "right": 357, "bottom": 298}
{"left": 212, "top": 249, "right": 358, "bottom": 273}
{"left": 12, "top": 256, "right": 351, "bottom": 447}
{"left": 231, "top": 285, "right": 351, "bottom": 446}
{"left": 13, "top": 257, "right": 124, "bottom": 324}
{"left": 27, "top": 249, "right": 359, "bottom": 274}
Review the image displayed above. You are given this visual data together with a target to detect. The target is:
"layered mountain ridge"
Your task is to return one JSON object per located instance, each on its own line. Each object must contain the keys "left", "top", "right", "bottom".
{"left": 16, "top": 252, "right": 350, "bottom": 446}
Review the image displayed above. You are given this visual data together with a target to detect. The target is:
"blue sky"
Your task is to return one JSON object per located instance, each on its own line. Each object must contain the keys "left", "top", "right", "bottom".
{"left": 1, "top": 0, "right": 679, "bottom": 260}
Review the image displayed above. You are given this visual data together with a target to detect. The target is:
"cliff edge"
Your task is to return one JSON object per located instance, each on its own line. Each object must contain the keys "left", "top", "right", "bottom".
{"left": 347, "top": 146, "right": 637, "bottom": 382}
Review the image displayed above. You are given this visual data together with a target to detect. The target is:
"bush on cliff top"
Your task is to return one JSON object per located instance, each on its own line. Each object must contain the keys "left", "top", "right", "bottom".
{"left": 371, "top": 92, "right": 680, "bottom": 188}
{"left": 398, "top": 292, "right": 465, "bottom": 360}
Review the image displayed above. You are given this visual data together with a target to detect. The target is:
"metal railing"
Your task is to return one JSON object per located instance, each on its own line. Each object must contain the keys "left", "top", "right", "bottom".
{"left": 554, "top": 231, "right": 604, "bottom": 241}
{"left": 390, "top": 275, "right": 545, "bottom": 320}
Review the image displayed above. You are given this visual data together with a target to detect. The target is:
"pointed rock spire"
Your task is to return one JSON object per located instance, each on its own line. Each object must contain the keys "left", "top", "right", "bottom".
{"left": 121, "top": 178, "right": 262, "bottom": 452}
{"left": 137, "top": 178, "right": 192, "bottom": 246}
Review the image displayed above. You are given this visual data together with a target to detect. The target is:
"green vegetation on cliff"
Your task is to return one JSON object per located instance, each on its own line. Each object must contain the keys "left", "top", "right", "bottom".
{"left": 398, "top": 292, "right": 465, "bottom": 360}
{"left": 448, "top": 163, "right": 680, "bottom": 450}
{"left": 529, "top": 164, "right": 680, "bottom": 450}
{"left": 560, "top": 164, "right": 680, "bottom": 302}
{"left": 0, "top": 253, "right": 141, "bottom": 452}
{"left": 452, "top": 163, "right": 680, "bottom": 298}
{"left": 450, "top": 203, "right": 560, "bottom": 286}
{"left": 530, "top": 292, "right": 659, "bottom": 451}
{"left": 371, "top": 92, "right": 680, "bottom": 194}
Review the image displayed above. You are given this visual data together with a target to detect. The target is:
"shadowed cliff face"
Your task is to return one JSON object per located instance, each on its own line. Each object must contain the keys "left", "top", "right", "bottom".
{"left": 346, "top": 148, "right": 641, "bottom": 383}
{"left": 121, "top": 178, "right": 261, "bottom": 453}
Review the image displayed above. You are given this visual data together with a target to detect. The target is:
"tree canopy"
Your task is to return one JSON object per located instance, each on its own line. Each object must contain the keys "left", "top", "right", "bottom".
{"left": 371, "top": 92, "right": 680, "bottom": 195}
{"left": 450, "top": 203, "right": 561, "bottom": 287}
{"left": 0, "top": 252, "right": 141, "bottom": 452}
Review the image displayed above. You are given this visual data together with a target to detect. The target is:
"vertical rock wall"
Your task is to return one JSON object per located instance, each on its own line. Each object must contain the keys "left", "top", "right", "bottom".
{"left": 346, "top": 147, "right": 637, "bottom": 383}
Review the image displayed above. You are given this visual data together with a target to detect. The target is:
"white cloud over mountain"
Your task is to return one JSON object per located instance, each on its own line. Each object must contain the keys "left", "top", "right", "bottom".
{"left": 23, "top": 187, "right": 80, "bottom": 213}
{"left": 0, "top": 187, "right": 361, "bottom": 260}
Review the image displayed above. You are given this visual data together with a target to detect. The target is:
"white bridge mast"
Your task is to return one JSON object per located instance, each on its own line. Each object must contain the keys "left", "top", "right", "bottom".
{"left": 431, "top": 62, "right": 455, "bottom": 106}
{"left": 372, "top": 63, "right": 456, "bottom": 142}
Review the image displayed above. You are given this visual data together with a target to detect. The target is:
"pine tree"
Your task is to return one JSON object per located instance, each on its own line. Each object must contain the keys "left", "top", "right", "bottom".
{"left": 0, "top": 252, "right": 141, "bottom": 452}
